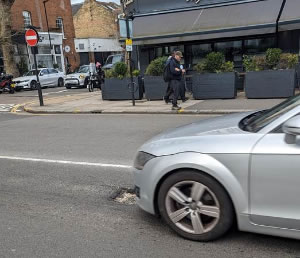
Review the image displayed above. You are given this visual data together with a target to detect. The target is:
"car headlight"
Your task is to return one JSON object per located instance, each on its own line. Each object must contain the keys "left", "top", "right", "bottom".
{"left": 79, "top": 75, "right": 85, "bottom": 79}
{"left": 134, "top": 151, "right": 156, "bottom": 170}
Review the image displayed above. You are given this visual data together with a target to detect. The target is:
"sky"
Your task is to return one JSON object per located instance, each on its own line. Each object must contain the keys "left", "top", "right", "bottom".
{"left": 71, "top": 0, "right": 120, "bottom": 4}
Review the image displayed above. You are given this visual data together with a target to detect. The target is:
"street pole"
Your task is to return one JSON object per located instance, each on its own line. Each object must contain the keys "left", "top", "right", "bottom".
{"left": 43, "top": 0, "right": 54, "bottom": 66}
{"left": 123, "top": 1, "right": 135, "bottom": 106}
{"left": 33, "top": 47, "right": 44, "bottom": 106}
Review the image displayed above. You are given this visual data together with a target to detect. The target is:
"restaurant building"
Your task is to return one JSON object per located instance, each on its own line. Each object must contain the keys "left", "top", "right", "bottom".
{"left": 124, "top": 0, "right": 300, "bottom": 73}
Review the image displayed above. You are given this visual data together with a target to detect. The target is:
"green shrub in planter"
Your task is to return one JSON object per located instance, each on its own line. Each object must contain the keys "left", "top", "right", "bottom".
{"left": 278, "top": 53, "right": 299, "bottom": 70}
{"left": 243, "top": 48, "right": 298, "bottom": 98}
{"left": 114, "top": 62, "right": 127, "bottom": 79}
{"left": 266, "top": 48, "right": 282, "bottom": 69}
{"left": 192, "top": 52, "right": 236, "bottom": 99}
{"left": 144, "top": 56, "right": 168, "bottom": 100}
{"left": 145, "top": 56, "right": 168, "bottom": 76}
{"left": 204, "top": 52, "right": 225, "bottom": 73}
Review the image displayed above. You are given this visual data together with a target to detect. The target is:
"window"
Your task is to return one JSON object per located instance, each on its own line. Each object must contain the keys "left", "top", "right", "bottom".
{"left": 56, "top": 17, "right": 65, "bottom": 38}
{"left": 23, "top": 11, "right": 32, "bottom": 28}
{"left": 244, "top": 37, "right": 276, "bottom": 55}
{"left": 192, "top": 44, "right": 212, "bottom": 65}
{"left": 56, "top": 17, "right": 63, "bottom": 29}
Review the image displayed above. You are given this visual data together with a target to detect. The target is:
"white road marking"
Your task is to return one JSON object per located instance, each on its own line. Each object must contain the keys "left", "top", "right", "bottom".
{"left": 0, "top": 155, "right": 132, "bottom": 169}
{"left": 42, "top": 90, "right": 68, "bottom": 96}
{"left": 0, "top": 104, "right": 15, "bottom": 112}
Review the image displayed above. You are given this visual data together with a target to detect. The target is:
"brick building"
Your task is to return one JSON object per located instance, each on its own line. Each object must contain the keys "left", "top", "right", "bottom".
{"left": 72, "top": 0, "right": 123, "bottom": 66}
{"left": 0, "top": 0, "right": 79, "bottom": 74}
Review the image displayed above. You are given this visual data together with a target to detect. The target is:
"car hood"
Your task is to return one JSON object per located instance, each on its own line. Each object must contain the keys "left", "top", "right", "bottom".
{"left": 140, "top": 112, "right": 263, "bottom": 156}
{"left": 66, "top": 73, "right": 87, "bottom": 78}
{"left": 13, "top": 76, "right": 35, "bottom": 82}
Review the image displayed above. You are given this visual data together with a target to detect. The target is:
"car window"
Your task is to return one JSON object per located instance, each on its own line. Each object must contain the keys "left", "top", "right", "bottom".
{"left": 25, "top": 70, "right": 41, "bottom": 76}
{"left": 40, "top": 69, "right": 49, "bottom": 76}
{"left": 48, "top": 69, "right": 58, "bottom": 74}
{"left": 105, "top": 56, "right": 113, "bottom": 65}
{"left": 241, "top": 95, "right": 300, "bottom": 132}
{"left": 112, "top": 55, "right": 123, "bottom": 64}
{"left": 77, "top": 66, "right": 89, "bottom": 73}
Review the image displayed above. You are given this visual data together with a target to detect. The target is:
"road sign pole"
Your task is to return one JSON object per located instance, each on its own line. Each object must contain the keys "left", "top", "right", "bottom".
{"left": 125, "top": 16, "right": 135, "bottom": 107}
{"left": 33, "top": 47, "right": 44, "bottom": 106}
{"left": 26, "top": 27, "right": 44, "bottom": 107}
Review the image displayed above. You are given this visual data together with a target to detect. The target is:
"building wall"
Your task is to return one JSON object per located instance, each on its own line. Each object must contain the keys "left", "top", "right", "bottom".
{"left": 11, "top": 0, "right": 79, "bottom": 71}
{"left": 73, "top": 0, "right": 119, "bottom": 39}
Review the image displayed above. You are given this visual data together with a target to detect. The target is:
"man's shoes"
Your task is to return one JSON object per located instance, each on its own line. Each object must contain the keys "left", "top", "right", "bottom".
{"left": 182, "top": 97, "right": 189, "bottom": 103}
{"left": 164, "top": 96, "right": 170, "bottom": 104}
{"left": 172, "top": 105, "right": 182, "bottom": 111}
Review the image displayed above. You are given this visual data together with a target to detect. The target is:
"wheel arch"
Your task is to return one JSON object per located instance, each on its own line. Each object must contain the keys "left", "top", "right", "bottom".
{"left": 150, "top": 153, "right": 246, "bottom": 225}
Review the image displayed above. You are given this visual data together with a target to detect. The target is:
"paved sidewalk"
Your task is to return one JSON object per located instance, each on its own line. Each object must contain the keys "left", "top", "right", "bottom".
{"left": 21, "top": 91, "right": 287, "bottom": 115}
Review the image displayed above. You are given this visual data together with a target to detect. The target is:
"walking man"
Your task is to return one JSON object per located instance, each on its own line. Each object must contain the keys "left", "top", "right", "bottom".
{"left": 169, "top": 51, "right": 185, "bottom": 110}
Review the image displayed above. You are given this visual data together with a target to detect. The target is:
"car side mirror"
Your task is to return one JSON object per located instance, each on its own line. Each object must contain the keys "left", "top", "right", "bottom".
{"left": 283, "top": 115, "right": 300, "bottom": 144}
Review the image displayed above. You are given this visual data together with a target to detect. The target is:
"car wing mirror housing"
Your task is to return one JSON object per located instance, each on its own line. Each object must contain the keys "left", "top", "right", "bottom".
{"left": 283, "top": 115, "right": 300, "bottom": 144}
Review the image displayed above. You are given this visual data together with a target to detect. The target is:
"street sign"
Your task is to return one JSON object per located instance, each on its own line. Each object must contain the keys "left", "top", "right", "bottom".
{"left": 25, "top": 29, "right": 39, "bottom": 47}
{"left": 126, "top": 39, "right": 133, "bottom": 52}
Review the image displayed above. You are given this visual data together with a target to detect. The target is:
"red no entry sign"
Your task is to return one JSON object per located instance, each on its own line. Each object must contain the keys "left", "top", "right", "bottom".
{"left": 25, "top": 29, "right": 39, "bottom": 47}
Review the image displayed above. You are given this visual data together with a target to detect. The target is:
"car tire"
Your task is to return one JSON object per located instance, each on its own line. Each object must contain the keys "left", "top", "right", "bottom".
{"left": 83, "top": 78, "right": 89, "bottom": 89}
{"left": 157, "top": 170, "right": 234, "bottom": 242}
{"left": 57, "top": 78, "right": 64, "bottom": 87}
{"left": 66, "top": 85, "right": 71, "bottom": 89}
{"left": 30, "top": 81, "right": 37, "bottom": 90}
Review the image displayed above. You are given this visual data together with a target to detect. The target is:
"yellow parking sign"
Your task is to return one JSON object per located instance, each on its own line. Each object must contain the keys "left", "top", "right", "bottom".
{"left": 126, "top": 39, "right": 133, "bottom": 46}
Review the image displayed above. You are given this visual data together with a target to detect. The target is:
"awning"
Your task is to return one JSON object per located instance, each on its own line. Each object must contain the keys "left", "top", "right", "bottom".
{"left": 133, "top": 0, "right": 283, "bottom": 45}
{"left": 279, "top": 0, "right": 300, "bottom": 31}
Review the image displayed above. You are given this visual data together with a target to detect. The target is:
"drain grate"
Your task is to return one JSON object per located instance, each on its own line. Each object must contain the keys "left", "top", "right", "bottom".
{"left": 111, "top": 188, "right": 137, "bottom": 205}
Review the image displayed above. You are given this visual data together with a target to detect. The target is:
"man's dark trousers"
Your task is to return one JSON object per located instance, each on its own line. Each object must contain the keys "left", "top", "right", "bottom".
{"left": 170, "top": 80, "right": 180, "bottom": 107}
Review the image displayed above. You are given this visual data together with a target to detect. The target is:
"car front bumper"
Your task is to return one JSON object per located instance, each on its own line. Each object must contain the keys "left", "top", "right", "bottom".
{"left": 65, "top": 78, "right": 84, "bottom": 87}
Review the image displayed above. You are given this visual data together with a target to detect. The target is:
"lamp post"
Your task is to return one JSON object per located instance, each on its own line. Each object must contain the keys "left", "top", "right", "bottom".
{"left": 43, "top": 0, "right": 54, "bottom": 66}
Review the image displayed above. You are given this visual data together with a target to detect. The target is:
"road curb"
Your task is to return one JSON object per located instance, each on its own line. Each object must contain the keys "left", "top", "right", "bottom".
{"left": 23, "top": 106, "right": 254, "bottom": 115}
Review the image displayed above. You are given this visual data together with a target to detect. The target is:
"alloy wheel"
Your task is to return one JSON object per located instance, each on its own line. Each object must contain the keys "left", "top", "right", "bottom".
{"left": 165, "top": 180, "right": 220, "bottom": 235}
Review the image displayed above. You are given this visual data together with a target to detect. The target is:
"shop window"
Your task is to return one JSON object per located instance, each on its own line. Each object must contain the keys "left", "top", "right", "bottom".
{"left": 244, "top": 37, "right": 276, "bottom": 55}
{"left": 215, "top": 41, "right": 242, "bottom": 61}
{"left": 38, "top": 46, "right": 51, "bottom": 55}
{"left": 155, "top": 47, "right": 163, "bottom": 58}
{"left": 192, "top": 44, "right": 212, "bottom": 65}
{"left": 23, "top": 11, "right": 32, "bottom": 28}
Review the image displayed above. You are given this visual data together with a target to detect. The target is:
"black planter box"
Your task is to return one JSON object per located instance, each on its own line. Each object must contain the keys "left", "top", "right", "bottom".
{"left": 102, "top": 77, "right": 143, "bottom": 100}
{"left": 245, "top": 69, "right": 296, "bottom": 99}
{"left": 144, "top": 76, "right": 168, "bottom": 100}
{"left": 192, "top": 72, "right": 236, "bottom": 99}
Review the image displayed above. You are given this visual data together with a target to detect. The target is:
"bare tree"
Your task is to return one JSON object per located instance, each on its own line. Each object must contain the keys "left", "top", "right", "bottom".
{"left": 0, "top": 0, "right": 19, "bottom": 77}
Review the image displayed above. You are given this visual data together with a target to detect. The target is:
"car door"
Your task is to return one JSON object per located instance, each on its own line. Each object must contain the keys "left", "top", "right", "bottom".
{"left": 48, "top": 69, "right": 58, "bottom": 86}
{"left": 250, "top": 122, "right": 300, "bottom": 230}
{"left": 39, "top": 69, "right": 49, "bottom": 87}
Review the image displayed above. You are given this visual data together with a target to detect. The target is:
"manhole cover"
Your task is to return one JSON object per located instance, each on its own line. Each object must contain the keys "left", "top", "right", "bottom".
{"left": 111, "top": 188, "right": 137, "bottom": 205}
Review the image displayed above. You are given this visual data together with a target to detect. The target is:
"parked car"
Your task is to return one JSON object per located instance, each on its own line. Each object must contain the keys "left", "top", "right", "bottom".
{"left": 13, "top": 68, "right": 64, "bottom": 90}
{"left": 102, "top": 54, "right": 124, "bottom": 70}
{"left": 134, "top": 94, "right": 300, "bottom": 241}
{"left": 65, "top": 64, "right": 96, "bottom": 89}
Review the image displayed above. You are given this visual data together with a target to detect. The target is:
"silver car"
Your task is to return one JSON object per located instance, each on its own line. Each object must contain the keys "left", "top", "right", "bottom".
{"left": 133, "top": 94, "right": 300, "bottom": 241}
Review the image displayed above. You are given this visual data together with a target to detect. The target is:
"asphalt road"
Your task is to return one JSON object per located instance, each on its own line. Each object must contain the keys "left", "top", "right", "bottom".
{"left": 0, "top": 113, "right": 300, "bottom": 258}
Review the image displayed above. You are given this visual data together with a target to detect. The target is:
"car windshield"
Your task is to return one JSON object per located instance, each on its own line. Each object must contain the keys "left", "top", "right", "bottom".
{"left": 241, "top": 94, "right": 300, "bottom": 132}
{"left": 105, "top": 55, "right": 122, "bottom": 65}
{"left": 77, "top": 66, "right": 90, "bottom": 73}
{"left": 25, "top": 70, "right": 41, "bottom": 76}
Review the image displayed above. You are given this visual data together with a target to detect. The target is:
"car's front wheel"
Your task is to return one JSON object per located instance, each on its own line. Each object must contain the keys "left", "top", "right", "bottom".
{"left": 158, "top": 170, "right": 234, "bottom": 241}
{"left": 57, "top": 78, "right": 64, "bottom": 87}
{"left": 30, "top": 80, "right": 38, "bottom": 90}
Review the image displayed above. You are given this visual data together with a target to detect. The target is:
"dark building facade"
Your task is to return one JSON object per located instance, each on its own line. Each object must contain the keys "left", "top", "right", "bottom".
{"left": 124, "top": 0, "right": 300, "bottom": 73}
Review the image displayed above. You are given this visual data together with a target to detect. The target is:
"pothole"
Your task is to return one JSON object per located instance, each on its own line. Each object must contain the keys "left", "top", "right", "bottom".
{"left": 111, "top": 188, "right": 137, "bottom": 205}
